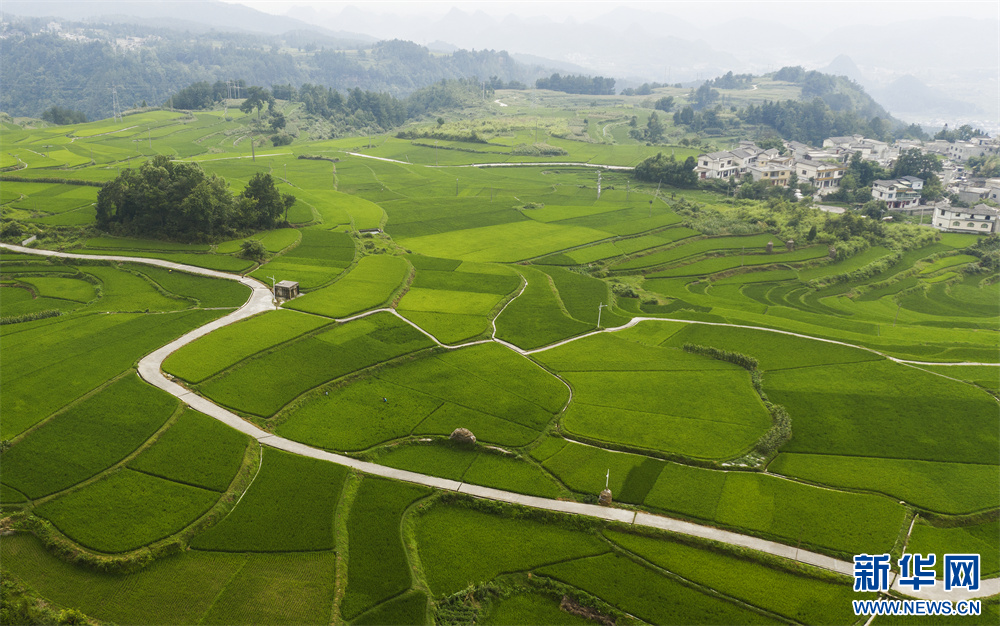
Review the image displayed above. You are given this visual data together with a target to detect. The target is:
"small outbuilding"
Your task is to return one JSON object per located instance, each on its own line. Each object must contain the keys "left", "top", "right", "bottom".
{"left": 274, "top": 280, "right": 299, "bottom": 300}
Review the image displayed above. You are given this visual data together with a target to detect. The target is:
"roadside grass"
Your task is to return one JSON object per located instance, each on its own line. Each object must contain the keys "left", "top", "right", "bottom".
{"left": 342, "top": 477, "right": 430, "bottom": 619}
{"left": 163, "top": 309, "right": 331, "bottom": 384}
{"left": 190, "top": 447, "right": 348, "bottom": 552}
{"left": 1, "top": 373, "right": 177, "bottom": 498}
{"left": 199, "top": 312, "right": 433, "bottom": 417}
{"left": 215, "top": 228, "right": 300, "bottom": 254}
{"left": 285, "top": 254, "right": 409, "bottom": 318}
{"left": 768, "top": 453, "right": 999, "bottom": 515}
{"left": 129, "top": 409, "right": 250, "bottom": 492}
{"left": 415, "top": 504, "right": 608, "bottom": 596}
{"left": 0, "top": 310, "right": 222, "bottom": 438}
{"left": 35, "top": 468, "right": 220, "bottom": 553}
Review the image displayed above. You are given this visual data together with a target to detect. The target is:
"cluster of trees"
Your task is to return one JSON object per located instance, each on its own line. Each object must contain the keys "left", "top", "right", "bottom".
{"left": 2, "top": 27, "right": 536, "bottom": 120}
{"left": 691, "top": 83, "right": 720, "bottom": 110}
{"left": 167, "top": 80, "right": 246, "bottom": 110}
{"left": 628, "top": 112, "right": 666, "bottom": 143}
{"left": 95, "top": 156, "right": 294, "bottom": 241}
{"left": 738, "top": 99, "right": 893, "bottom": 145}
{"left": 672, "top": 105, "right": 727, "bottom": 134}
{"left": 535, "top": 73, "right": 615, "bottom": 95}
{"left": 965, "top": 155, "right": 1000, "bottom": 178}
{"left": 296, "top": 78, "right": 486, "bottom": 134}
{"left": 934, "top": 124, "right": 987, "bottom": 143}
{"left": 486, "top": 75, "right": 527, "bottom": 90}
{"left": 653, "top": 96, "right": 674, "bottom": 112}
{"left": 706, "top": 72, "right": 754, "bottom": 90}
{"left": 826, "top": 149, "right": 944, "bottom": 205}
{"left": 633, "top": 152, "right": 697, "bottom": 187}
{"left": 40, "top": 105, "right": 87, "bottom": 125}
{"left": 620, "top": 82, "right": 675, "bottom": 96}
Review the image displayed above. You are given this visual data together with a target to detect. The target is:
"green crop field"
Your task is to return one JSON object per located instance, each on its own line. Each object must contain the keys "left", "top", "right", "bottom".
{"left": 163, "top": 309, "right": 331, "bottom": 383}
{"left": 190, "top": 447, "right": 348, "bottom": 552}
{"left": 342, "top": 478, "right": 430, "bottom": 619}
{"left": 35, "top": 468, "right": 220, "bottom": 553}
{"left": 285, "top": 254, "right": 409, "bottom": 317}
{"left": 199, "top": 312, "right": 434, "bottom": 416}
{"left": 2, "top": 90, "right": 998, "bottom": 626}
{"left": 1, "top": 374, "right": 177, "bottom": 498}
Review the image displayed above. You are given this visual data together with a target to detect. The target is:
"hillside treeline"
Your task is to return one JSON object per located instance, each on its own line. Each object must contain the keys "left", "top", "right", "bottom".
{"left": 535, "top": 73, "right": 615, "bottom": 95}
{"left": 0, "top": 27, "right": 537, "bottom": 120}
{"left": 96, "top": 156, "right": 294, "bottom": 241}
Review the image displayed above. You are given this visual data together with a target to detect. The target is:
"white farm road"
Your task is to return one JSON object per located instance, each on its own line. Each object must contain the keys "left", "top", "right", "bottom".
{"left": 2, "top": 242, "right": 996, "bottom": 600}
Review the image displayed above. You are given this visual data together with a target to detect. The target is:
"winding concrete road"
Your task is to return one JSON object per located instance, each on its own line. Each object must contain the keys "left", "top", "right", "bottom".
{"left": 3, "top": 242, "right": 996, "bottom": 600}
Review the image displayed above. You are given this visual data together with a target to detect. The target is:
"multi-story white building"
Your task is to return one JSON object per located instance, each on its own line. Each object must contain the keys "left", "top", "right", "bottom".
{"left": 932, "top": 204, "right": 998, "bottom": 234}
{"left": 871, "top": 176, "right": 923, "bottom": 209}
{"left": 694, "top": 150, "right": 740, "bottom": 179}
{"left": 796, "top": 159, "right": 847, "bottom": 193}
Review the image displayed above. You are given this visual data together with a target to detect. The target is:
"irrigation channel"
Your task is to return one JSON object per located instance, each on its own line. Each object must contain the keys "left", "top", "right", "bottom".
{"left": 4, "top": 242, "right": 996, "bottom": 602}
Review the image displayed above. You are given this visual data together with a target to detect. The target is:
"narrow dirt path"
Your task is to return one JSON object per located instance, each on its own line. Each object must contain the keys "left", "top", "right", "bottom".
{"left": 3, "top": 242, "right": 996, "bottom": 599}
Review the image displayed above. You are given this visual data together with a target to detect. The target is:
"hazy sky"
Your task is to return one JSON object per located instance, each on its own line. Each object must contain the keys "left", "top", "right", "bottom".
{"left": 222, "top": 0, "right": 995, "bottom": 28}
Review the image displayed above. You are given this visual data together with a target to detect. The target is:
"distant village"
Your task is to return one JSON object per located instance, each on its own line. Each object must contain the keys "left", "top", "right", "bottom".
{"left": 695, "top": 134, "right": 999, "bottom": 235}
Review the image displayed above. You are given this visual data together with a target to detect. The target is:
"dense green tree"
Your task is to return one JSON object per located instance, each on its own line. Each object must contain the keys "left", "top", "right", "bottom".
{"left": 40, "top": 105, "right": 87, "bottom": 125}
{"left": 653, "top": 96, "right": 674, "bottom": 112}
{"left": 240, "top": 86, "right": 274, "bottom": 121}
{"left": 95, "top": 156, "right": 291, "bottom": 241}
{"left": 645, "top": 111, "right": 665, "bottom": 142}
{"left": 634, "top": 153, "right": 697, "bottom": 187}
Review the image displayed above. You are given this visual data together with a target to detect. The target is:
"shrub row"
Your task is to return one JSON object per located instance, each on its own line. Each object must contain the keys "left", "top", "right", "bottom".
{"left": 807, "top": 250, "right": 901, "bottom": 289}
{"left": 682, "top": 343, "right": 758, "bottom": 371}
{"left": 0, "top": 309, "right": 62, "bottom": 325}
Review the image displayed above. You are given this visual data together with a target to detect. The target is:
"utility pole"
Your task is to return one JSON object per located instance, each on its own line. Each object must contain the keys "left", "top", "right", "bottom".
{"left": 147, "top": 127, "right": 151, "bottom": 149}
{"left": 597, "top": 302, "right": 607, "bottom": 329}
{"left": 455, "top": 178, "right": 459, "bottom": 196}
{"left": 597, "top": 171, "right": 602, "bottom": 199}
{"left": 284, "top": 163, "right": 288, "bottom": 183}
{"left": 251, "top": 135, "right": 255, "bottom": 162}
{"left": 626, "top": 180, "right": 630, "bottom": 201}
{"left": 111, "top": 85, "right": 123, "bottom": 122}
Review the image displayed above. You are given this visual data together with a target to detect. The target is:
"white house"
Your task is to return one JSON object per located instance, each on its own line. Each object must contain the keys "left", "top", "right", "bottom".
{"left": 932, "top": 204, "right": 998, "bottom": 234}
{"left": 694, "top": 151, "right": 740, "bottom": 179}
{"left": 872, "top": 177, "right": 923, "bottom": 209}
{"left": 796, "top": 159, "right": 847, "bottom": 193}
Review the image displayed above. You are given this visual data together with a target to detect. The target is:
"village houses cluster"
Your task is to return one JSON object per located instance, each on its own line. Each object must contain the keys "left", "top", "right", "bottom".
{"left": 695, "top": 133, "right": 1000, "bottom": 235}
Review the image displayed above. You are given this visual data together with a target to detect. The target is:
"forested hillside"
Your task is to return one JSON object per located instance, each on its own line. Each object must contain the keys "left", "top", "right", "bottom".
{"left": 0, "top": 18, "right": 541, "bottom": 120}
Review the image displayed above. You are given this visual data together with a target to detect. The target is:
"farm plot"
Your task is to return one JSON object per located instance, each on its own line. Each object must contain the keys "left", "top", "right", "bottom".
{"left": 552, "top": 204, "right": 684, "bottom": 236}
{"left": 537, "top": 553, "right": 776, "bottom": 625}
{"left": 18, "top": 275, "right": 96, "bottom": 303}
{"left": 658, "top": 323, "right": 882, "bottom": 370}
{"left": 398, "top": 219, "right": 609, "bottom": 263}
{"left": 352, "top": 591, "right": 428, "bottom": 626}
{"left": 342, "top": 477, "right": 430, "bottom": 620}
{"left": 249, "top": 228, "right": 355, "bottom": 289}
{"left": 539, "top": 266, "right": 629, "bottom": 327}
{"left": 480, "top": 592, "right": 591, "bottom": 626}
{"left": 278, "top": 342, "right": 566, "bottom": 449}
{"left": 199, "top": 312, "right": 434, "bottom": 417}
{"left": 215, "top": 228, "right": 301, "bottom": 254}
{"left": 906, "top": 519, "right": 1000, "bottom": 578}
{"left": 0, "top": 309, "right": 221, "bottom": 438}
{"left": 0, "top": 534, "right": 336, "bottom": 626}
{"left": 557, "top": 227, "right": 701, "bottom": 265}
{"left": 190, "top": 447, "right": 348, "bottom": 552}
{"left": 81, "top": 265, "right": 193, "bottom": 312}
{"left": 767, "top": 360, "right": 1000, "bottom": 465}
{"left": 397, "top": 259, "right": 519, "bottom": 343}
{"left": 0, "top": 285, "right": 86, "bottom": 317}
{"left": 613, "top": 234, "right": 774, "bottom": 271}
{"left": 73, "top": 249, "right": 257, "bottom": 272}
{"left": 199, "top": 552, "right": 337, "bottom": 625}
{"left": 285, "top": 254, "right": 408, "bottom": 318}
{"left": 542, "top": 440, "right": 906, "bottom": 555}
{"left": 1, "top": 374, "right": 177, "bottom": 499}
{"left": 415, "top": 504, "right": 609, "bottom": 596}
{"left": 768, "top": 453, "right": 999, "bottom": 514}
{"left": 558, "top": 367, "right": 771, "bottom": 459}
{"left": 129, "top": 409, "right": 250, "bottom": 492}
{"left": 132, "top": 265, "right": 251, "bottom": 308}
{"left": 646, "top": 246, "right": 830, "bottom": 279}
{"left": 164, "top": 309, "right": 331, "bottom": 383}
{"left": 84, "top": 237, "right": 212, "bottom": 252}
{"left": 605, "top": 530, "right": 864, "bottom": 626}
{"left": 494, "top": 266, "right": 593, "bottom": 349}
{"left": 35, "top": 468, "right": 220, "bottom": 553}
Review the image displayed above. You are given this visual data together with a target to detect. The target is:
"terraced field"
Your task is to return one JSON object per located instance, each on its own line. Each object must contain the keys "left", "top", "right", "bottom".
{"left": 1, "top": 100, "right": 996, "bottom": 626}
